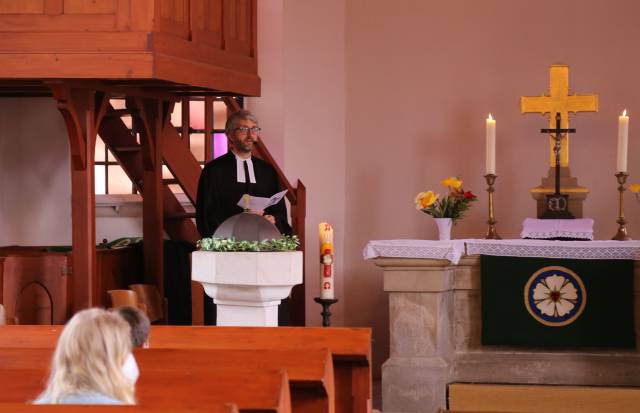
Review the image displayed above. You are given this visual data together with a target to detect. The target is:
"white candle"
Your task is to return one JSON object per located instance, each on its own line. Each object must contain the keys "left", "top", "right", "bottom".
{"left": 617, "top": 110, "right": 630, "bottom": 173}
{"left": 485, "top": 114, "right": 496, "bottom": 175}
{"left": 319, "top": 222, "right": 335, "bottom": 299}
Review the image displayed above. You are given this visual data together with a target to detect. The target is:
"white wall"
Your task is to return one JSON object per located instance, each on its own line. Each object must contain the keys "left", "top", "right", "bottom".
{"left": 0, "top": 98, "right": 147, "bottom": 247}
{"left": 0, "top": 98, "right": 72, "bottom": 246}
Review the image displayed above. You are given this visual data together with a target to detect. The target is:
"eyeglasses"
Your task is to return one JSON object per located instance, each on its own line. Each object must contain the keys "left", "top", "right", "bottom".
{"left": 234, "top": 126, "right": 261, "bottom": 135}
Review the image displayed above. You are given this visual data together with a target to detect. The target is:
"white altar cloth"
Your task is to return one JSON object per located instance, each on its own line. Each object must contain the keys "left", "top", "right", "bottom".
{"left": 520, "top": 218, "right": 594, "bottom": 240}
{"left": 364, "top": 238, "right": 640, "bottom": 264}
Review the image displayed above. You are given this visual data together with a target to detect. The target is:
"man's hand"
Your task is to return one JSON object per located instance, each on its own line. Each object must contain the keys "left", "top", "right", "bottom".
{"left": 247, "top": 209, "right": 275, "bottom": 225}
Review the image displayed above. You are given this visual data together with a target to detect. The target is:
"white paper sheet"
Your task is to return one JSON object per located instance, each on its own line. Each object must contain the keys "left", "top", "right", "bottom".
{"left": 236, "top": 189, "right": 288, "bottom": 212}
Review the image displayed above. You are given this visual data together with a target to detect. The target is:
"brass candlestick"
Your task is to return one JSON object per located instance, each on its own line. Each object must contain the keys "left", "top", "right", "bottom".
{"left": 612, "top": 172, "right": 632, "bottom": 241}
{"left": 484, "top": 174, "right": 501, "bottom": 239}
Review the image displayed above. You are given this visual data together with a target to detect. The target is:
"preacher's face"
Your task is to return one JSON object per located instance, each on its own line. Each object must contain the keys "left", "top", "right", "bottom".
{"left": 228, "top": 119, "right": 259, "bottom": 154}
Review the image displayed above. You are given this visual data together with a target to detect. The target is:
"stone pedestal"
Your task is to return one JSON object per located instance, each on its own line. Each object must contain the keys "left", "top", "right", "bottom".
{"left": 530, "top": 167, "right": 588, "bottom": 218}
{"left": 192, "top": 251, "right": 303, "bottom": 326}
{"left": 374, "top": 257, "right": 640, "bottom": 413}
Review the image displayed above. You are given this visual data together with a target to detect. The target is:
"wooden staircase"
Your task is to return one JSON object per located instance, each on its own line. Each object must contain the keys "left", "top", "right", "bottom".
{"left": 99, "top": 102, "right": 200, "bottom": 244}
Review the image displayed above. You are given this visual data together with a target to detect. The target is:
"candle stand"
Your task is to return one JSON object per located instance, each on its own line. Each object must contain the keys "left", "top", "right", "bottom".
{"left": 484, "top": 174, "right": 501, "bottom": 239}
{"left": 612, "top": 172, "right": 632, "bottom": 241}
{"left": 314, "top": 297, "right": 338, "bottom": 327}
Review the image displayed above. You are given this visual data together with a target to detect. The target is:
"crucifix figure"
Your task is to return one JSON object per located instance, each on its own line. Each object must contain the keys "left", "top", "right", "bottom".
{"left": 540, "top": 112, "right": 575, "bottom": 219}
{"left": 521, "top": 64, "right": 597, "bottom": 167}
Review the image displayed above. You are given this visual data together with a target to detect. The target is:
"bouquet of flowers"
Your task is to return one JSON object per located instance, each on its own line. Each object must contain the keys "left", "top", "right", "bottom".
{"left": 414, "top": 177, "right": 477, "bottom": 223}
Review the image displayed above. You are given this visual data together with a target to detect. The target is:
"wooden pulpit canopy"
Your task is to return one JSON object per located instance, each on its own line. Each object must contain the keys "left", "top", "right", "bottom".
{"left": 0, "top": 0, "right": 260, "bottom": 97}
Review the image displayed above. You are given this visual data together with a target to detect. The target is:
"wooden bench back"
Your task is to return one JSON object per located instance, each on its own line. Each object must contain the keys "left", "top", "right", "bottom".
{"left": 0, "top": 367, "right": 290, "bottom": 413}
{"left": 0, "top": 325, "right": 372, "bottom": 413}
{"left": 0, "top": 405, "right": 238, "bottom": 413}
{"left": 0, "top": 347, "right": 331, "bottom": 413}
{"left": 0, "top": 326, "right": 371, "bottom": 362}
{"left": 0, "top": 347, "right": 333, "bottom": 395}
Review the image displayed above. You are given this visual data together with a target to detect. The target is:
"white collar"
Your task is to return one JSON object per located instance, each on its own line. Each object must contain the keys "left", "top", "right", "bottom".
{"left": 234, "top": 154, "right": 256, "bottom": 184}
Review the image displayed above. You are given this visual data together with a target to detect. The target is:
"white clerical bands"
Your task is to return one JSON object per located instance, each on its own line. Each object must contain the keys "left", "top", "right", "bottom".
{"left": 235, "top": 155, "right": 256, "bottom": 184}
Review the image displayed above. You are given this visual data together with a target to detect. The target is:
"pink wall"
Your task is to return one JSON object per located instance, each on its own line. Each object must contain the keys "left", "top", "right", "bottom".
{"left": 274, "top": 0, "right": 640, "bottom": 374}
{"left": 283, "top": 0, "right": 347, "bottom": 326}
{"left": 255, "top": 0, "right": 640, "bottom": 375}
{"left": 342, "top": 0, "right": 640, "bottom": 374}
{"left": 247, "top": 0, "right": 285, "bottom": 166}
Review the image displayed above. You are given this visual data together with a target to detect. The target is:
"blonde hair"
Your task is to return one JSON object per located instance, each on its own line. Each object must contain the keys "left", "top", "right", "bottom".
{"left": 38, "top": 308, "right": 136, "bottom": 404}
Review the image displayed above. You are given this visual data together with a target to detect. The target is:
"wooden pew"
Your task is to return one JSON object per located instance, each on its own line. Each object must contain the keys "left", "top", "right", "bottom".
{"left": 0, "top": 405, "right": 237, "bottom": 413}
{"left": 0, "top": 367, "right": 290, "bottom": 413}
{"left": 0, "top": 347, "right": 333, "bottom": 413}
{"left": 0, "top": 325, "right": 372, "bottom": 413}
{"left": 148, "top": 327, "right": 371, "bottom": 413}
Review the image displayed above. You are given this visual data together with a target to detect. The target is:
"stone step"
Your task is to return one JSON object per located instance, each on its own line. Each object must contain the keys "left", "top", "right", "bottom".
{"left": 448, "top": 383, "right": 640, "bottom": 413}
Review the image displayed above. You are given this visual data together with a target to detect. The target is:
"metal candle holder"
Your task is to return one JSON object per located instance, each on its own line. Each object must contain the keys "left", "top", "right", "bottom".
{"left": 484, "top": 174, "right": 501, "bottom": 239}
{"left": 612, "top": 172, "right": 632, "bottom": 241}
{"left": 313, "top": 297, "right": 338, "bottom": 327}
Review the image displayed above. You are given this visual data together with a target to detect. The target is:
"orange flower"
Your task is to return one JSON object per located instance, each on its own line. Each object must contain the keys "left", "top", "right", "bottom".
{"left": 415, "top": 191, "right": 439, "bottom": 210}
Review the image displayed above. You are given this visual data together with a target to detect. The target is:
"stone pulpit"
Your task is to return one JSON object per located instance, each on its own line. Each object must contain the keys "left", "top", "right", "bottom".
{"left": 192, "top": 213, "right": 303, "bottom": 326}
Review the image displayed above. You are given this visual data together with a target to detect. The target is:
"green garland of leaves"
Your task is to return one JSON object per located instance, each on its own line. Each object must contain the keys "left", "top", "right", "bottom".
{"left": 196, "top": 235, "right": 300, "bottom": 252}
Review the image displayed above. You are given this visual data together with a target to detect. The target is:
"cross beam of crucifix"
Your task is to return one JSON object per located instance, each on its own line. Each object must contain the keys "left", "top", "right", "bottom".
{"left": 521, "top": 64, "right": 598, "bottom": 167}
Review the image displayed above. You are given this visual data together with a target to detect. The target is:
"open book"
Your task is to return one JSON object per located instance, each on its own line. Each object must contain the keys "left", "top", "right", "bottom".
{"left": 236, "top": 189, "right": 287, "bottom": 212}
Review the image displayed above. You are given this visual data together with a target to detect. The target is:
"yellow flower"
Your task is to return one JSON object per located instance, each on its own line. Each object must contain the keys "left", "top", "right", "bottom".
{"left": 415, "top": 191, "right": 438, "bottom": 210}
{"left": 630, "top": 183, "right": 640, "bottom": 193}
{"left": 441, "top": 177, "right": 463, "bottom": 190}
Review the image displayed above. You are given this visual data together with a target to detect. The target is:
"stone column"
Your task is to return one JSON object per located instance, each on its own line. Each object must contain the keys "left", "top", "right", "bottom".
{"left": 376, "top": 258, "right": 455, "bottom": 413}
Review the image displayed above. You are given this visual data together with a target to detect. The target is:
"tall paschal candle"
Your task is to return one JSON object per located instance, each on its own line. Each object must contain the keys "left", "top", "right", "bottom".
{"left": 319, "top": 223, "right": 335, "bottom": 299}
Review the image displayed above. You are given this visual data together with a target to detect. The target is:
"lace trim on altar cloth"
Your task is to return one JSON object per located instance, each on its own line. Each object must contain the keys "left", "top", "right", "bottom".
{"left": 362, "top": 239, "right": 466, "bottom": 264}
{"left": 520, "top": 230, "right": 594, "bottom": 240}
{"left": 363, "top": 239, "right": 640, "bottom": 265}
{"left": 465, "top": 239, "right": 640, "bottom": 260}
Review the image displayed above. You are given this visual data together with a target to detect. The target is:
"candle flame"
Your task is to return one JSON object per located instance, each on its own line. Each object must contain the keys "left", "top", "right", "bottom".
{"left": 623, "top": 109, "right": 628, "bottom": 117}
{"left": 488, "top": 114, "right": 493, "bottom": 121}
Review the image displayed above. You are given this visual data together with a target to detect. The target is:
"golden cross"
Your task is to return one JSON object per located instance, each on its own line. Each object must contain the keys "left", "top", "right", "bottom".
{"left": 520, "top": 64, "right": 598, "bottom": 167}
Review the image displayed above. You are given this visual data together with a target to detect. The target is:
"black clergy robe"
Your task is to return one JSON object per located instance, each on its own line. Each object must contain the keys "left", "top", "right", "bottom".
{"left": 195, "top": 151, "right": 292, "bottom": 238}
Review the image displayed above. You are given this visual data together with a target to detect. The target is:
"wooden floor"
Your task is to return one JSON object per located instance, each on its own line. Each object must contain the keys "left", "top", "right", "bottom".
{"left": 448, "top": 383, "right": 640, "bottom": 413}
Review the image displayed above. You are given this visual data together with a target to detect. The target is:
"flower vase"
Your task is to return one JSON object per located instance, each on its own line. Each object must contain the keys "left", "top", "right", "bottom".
{"left": 434, "top": 218, "right": 452, "bottom": 241}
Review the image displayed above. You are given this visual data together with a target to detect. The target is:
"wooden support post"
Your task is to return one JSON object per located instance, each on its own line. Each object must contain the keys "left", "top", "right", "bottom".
{"left": 181, "top": 98, "right": 190, "bottom": 147}
{"left": 290, "top": 180, "right": 306, "bottom": 326}
{"left": 51, "top": 85, "right": 108, "bottom": 313}
{"left": 130, "top": 98, "right": 168, "bottom": 293}
{"left": 204, "top": 96, "right": 214, "bottom": 161}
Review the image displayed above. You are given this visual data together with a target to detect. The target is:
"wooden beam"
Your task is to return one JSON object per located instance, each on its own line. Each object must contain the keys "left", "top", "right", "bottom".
{"left": 204, "top": 96, "right": 214, "bottom": 161}
{"left": 50, "top": 84, "right": 107, "bottom": 312}
{"left": 290, "top": 180, "right": 306, "bottom": 327}
{"left": 154, "top": 53, "right": 260, "bottom": 97}
{"left": 130, "top": 97, "right": 166, "bottom": 292}
{"left": 181, "top": 98, "right": 190, "bottom": 147}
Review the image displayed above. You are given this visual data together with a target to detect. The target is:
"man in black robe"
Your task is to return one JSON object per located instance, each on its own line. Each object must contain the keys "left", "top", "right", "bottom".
{"left": 195, "top": 109, "right": 292, "bottom": 325}
{"left": 196, "top": 109, "right": 292, "bottom": 237}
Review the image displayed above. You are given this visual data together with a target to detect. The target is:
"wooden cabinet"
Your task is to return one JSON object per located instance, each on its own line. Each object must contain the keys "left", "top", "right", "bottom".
{"left": 0, "top": 247, "right": 143, "bottom": 324}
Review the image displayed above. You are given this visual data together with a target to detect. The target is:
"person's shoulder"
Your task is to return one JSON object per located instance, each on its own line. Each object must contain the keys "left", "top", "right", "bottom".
{"left": 34, "top": 392, "right": 123, "bottom": 405}
{"left": 202, "top": 152, "right": 234, "bottom": 172}
{"left": 252, "top": 156, "right": 276, "bottom": 172}
{"left": 63, "top": 392, "right": 124, "bottom": 405}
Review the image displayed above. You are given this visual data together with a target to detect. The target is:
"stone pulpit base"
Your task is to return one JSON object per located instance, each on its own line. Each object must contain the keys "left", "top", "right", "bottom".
{"left": 192, "top": 251, "right": 303, "bottom": 327}
{"left": 374, "top": 256, "right": 640, "bottom": 413}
